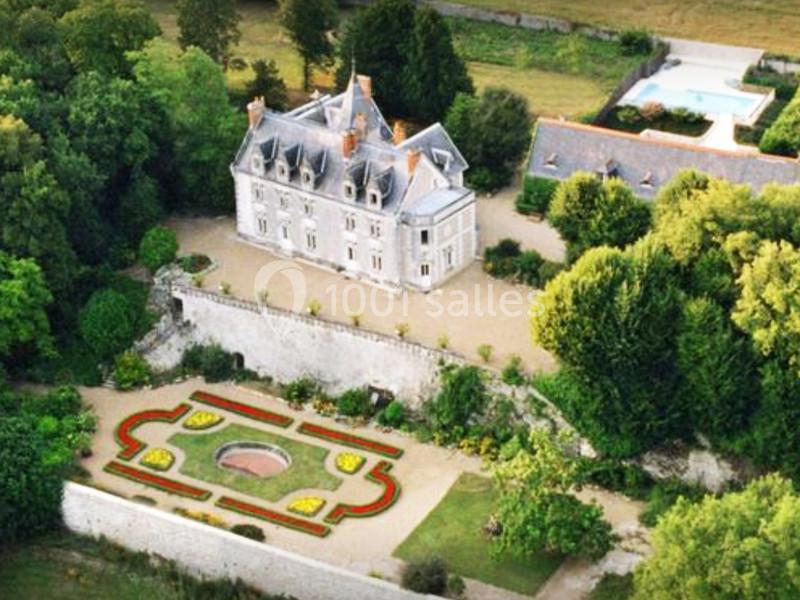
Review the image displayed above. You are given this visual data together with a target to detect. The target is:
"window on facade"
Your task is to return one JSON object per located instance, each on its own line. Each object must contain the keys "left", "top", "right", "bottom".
{"left": 445, "top": 247, "right": 454, "bottom": 269}
{"left": 279, "top": 194, "right": 289, "bottom": 210}
{"left": 257, "top": 217, "right": 268, "bottom": 235}
{"left": 347, "top": 245, "right": 357, "bottom": 261}
{"left": 420, "top": 263, "right": 430, "bottom": 277}
{"left": 344, "top": 182, "right": 355, "bottom": 200}
{"left": 345, "top": 215, "right": 356, "bottom": 231}
{"left": 371, "top": 254, "right": 383, "bottom": 271}
{"left": 251, "top": 155, "right": 263, "bottom": 173}
{"left": 302, "top": 170, "right": 312, "bottom": 186}
{"left": 277, "top": 164, "right": 287, "bottom": 179}
{"left": 304, "top": 201, "right": 314, "bottom": 217}
{"left": 420, "top": 229, "right": 429, "bottom": 245}
{"left": 306, "top": 230, "right": 317, "bottom": 251}
{"left": 370, "top": 221, "right": 381, "bottom": 238}
{"left": 368, "top": 190, "right": 380, "bottom": 207}
{"left": 281, "top": 223, "right": 290, "bottom": 240}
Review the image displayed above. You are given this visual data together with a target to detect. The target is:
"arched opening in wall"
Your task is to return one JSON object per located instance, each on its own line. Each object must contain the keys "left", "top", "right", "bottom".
{"left": 172, "top": 298, "right": 184, "bottom": 322}
{"left": 233, "top": 352, "right": 245, "bottom": 371}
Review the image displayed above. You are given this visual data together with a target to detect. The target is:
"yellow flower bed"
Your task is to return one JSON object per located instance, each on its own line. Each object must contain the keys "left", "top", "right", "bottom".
{"left": 287, "top": 496, "right": 326, "bottom": 517}
{"left": 183, "top": 410, "right": 223, "bottom": 430}
{"left": 335, "top": 452, "right": 365, "bottom": 474}
{"left": 174, "top": 507, "right": 227, "bottom": 529}
{"left": 140, "top": 448, "right": 175, "bottom": 471}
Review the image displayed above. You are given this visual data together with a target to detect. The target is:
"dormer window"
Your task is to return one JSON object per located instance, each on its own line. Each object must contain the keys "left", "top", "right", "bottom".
{"left": 276, "top": 161, "right": 289, "bottom": 182}
{"left": 301, "top": 168, "right": 314, "bottom": 189}
{"left": 368, "top": 189, "right": 381, "bottom": 208}
{"left": 251, "top": 153, "right": 264, "bottom": 175}
{"left": 640, "top": 171, "right": 654, "bottom": 188}
{"left": 344, "top": 181, "right": 356, "bottom": 201}
{"left": 545, "top": 153, "right": 558, "bottom": 169}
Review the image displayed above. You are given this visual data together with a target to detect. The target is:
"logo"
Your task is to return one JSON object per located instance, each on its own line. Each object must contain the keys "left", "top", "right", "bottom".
{"left": 252, "top": 259, "right": 308, "bottom": 313}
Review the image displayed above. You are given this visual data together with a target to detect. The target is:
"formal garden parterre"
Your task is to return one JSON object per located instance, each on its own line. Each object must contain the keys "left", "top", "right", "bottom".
{"left": 102, "top": 389, "right": 406, "bottom": 539}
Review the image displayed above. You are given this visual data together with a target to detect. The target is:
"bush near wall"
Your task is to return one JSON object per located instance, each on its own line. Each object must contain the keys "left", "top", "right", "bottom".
{"left": 515, "top": 175, "right": 558, "bottom": 216}
{"left": 759, "top": 86, "right": 800, "bottom": 157}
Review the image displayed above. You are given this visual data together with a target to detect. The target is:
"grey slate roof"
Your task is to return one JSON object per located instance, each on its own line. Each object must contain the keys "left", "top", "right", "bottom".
{"left": 529, "top": 118, "right": 800, "bottom": 199}
{"left": 233, "top": 75, "right": 472, "bottom": 217}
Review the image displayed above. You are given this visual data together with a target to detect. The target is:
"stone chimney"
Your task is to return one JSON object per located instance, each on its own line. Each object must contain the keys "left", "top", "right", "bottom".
{"left": 247, "top": 96, "right": 266, "bottom": 129}
{"left": 354, "top": 112, "right": 368, "bottom": 140}
{"left": 342, "top": 129, "right": 357, "bottom": 159}
{"left": 356, "top": 74, "right": 372, "bottom": 100}
{"left": 393, "top": 120, "right": 407, "bottom": 145}
{"left": 407, "top": 148, "right": 421, "bottom": 175}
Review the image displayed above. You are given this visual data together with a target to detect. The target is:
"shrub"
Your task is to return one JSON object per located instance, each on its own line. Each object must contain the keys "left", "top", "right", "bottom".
{"left": 576, "top": 458, "right": 654, "bottom": 500}
{"left": 307, "top": 299, "right": 321, "bottom": 316}
{"left": 513, "top": 250, "right": 545, "bottom": 286}
{"left": 230, "top": 523, "right": 265, "bottom": 541}
{"left": 484, "top": 238, "right": 521, "bottom": 278}
{"left": 281, "top": 376, "right": 320, "bottom": 405}
{"left": 336, "top": 388, "right": 373, "bottom": 417}
{"left": 79, "top": 289, "right": 137, "bottom": 359}
{"left": 138, "top": 226, "right": 178, "bottom": 274}
{"left": 616, "top": 105, "right": 642, "bottom": 124}
{"left": 516, "top": 175, "right": 558, "bottom": 215}
{"left": 743, "top": 65, "right": 799, "bottom": 101}
{"left": 447, "top": 574, "right": 466, "bottom": 599}
{"left": 639, "top": 100, "right": 665, "bottom": 120}
{"left": 759, "top": 87, "right": 800, "bottom": 157}
{"left": 537, "top": 260, "right": 564, "bottom": 285}
{"left": 401, "top": 556, "right": 448, "bottom": 594}
{"left": 619, "top": 28, "right": 652, "bottom": 55}
{"left": 423, "top": 365, "right": 489, "bottom": 443}
{"left": 378, "top": 400, "right": 406, "bottom": 428}
{"left": 477, "top": 343, "right": 494, "bottom": 363}
{"left": 113, "top": 351, "right": 152, "bottom": 390}
{"left": 181, "top": 344, "right": 235, "bottom": 383}
{"left": 501, "top": 355, "right": 525, "bottom": 386}
{"left": 639, "top": 478, "right": 706, "bottom": 527}
{"left": 177, "top": 253, "right": 211, "bottom": 274}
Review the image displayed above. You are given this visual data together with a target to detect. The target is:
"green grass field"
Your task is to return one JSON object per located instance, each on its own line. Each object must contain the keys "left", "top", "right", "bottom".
{"left": 169, "top": 423, "right": 341, "bottom": 502}
{"left": 0, "top": 533, "right": 181, "bottom": 599}
{"left": 393, "top": 473, "right": 562, "bottom": 596}
{"left": 453, "top": 0, "right": 800, "bottom": 55}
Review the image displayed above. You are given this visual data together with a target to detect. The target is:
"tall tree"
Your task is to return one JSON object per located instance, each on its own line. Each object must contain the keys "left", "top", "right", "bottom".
{"left": 176, "top": 0, "right": 241, "bottom": 68}
{"left": 245, "top": 59, "right": 288, "bottom": 111}
{"left": 404, "top": 7, "right": 473, "bottom": 123}
{"left": 0, "top": 251, "right": 53, "bottom": 363}
{"left": 445, "top": 87, "right": 532, "bottom": 192}
{"left": 132, "top": 42, "right": 241, "bottom": 212}
{"left": 634, "top": 474, "right": 800, "bottom": 599}
{"left": 532, "top": 237, "right": 684, "bottom": 456}
{"left": 335, "top": 0, "right": 416, "bottom": 117}
{"left": 493, "top": 430, "right": 614, "bottom": 560}
{"left": 279, "top": 0, "right": 338, "bottom": 91}
{"left": 59, "top": 0, "right": 160, "bottom": 76}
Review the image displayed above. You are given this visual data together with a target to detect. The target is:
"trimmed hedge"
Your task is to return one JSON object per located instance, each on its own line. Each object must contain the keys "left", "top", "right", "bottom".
{"left": 759, "top": 86, "right": 800, "bottom": 157}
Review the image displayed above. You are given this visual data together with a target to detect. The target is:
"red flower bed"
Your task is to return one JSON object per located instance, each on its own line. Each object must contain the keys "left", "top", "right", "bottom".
{"left": 115, "top": 403, "right": 192, "bottom": 460}
{"left": 190, "top": 391, "right": 293, "bottom": 428}
{"left": 104, "top": 461, "right": 212, "bottom": 500}
{"left": 324, "top": 461, "right": 401, "bottom": 524}
{"left": 216, "top": 496, "right": 330, "bottom": 538}
{"left": 297, "top": 422, "right": 404, "bottom": 459}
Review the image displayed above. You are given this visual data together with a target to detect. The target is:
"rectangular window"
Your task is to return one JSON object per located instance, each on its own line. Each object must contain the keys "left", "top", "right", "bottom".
{"left": 345, "top": 215, "right": 356, "bottom": 231}
{"left": 257, "top": 217, "right": 268, "bottom": 235}
{"left": 420, "top": 229, "right": 429, "bottom": 245}
{"left": 420, "top": 263, "right": 430, "bottom": 277}
{"left": 306, "top": 230, "right": 317, "bottom": 251}
{"left": 304, "top": 201, "right": 314, "bottom": 217}
{"left": 371, "top": 254, "right": 383, "bottom": 271}
{"left": 445, "top": 247, "right": 454, "bottom": 269}
{"left": 279, "top": 194, "right": 289, "bottom": 210}
{"left": 370, "top": 221, "right": 381, "bottom": 238}
{"left": 281, "top": 223, "right": 290, "bottom": 240}
{"left": 347, "top": 245, "right": 356, "bottom": 261}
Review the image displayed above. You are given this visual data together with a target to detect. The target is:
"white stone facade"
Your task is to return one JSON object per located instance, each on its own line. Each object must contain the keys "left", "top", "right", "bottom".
{"left": 232, "top": 74, "right": 478, "bottom": 291}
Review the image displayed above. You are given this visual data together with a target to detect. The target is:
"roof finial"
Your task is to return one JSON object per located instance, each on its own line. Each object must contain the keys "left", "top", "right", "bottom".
{"left": 350, "top": 54, "right": 357, "bottom": 80}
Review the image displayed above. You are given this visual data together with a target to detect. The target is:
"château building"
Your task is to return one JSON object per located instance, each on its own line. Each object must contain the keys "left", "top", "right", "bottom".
{"left": 231, "top": 72, "right": 477, "bottom": 291}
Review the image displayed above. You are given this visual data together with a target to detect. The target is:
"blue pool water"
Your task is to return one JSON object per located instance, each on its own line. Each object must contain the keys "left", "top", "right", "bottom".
{"left": 632, "top": 83, "right": 759, "bottom": 118}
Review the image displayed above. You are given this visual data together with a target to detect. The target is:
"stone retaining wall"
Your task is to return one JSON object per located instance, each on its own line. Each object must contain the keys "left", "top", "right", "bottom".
{"left": 62, "top": 482, "right": 435, "bottom": 600}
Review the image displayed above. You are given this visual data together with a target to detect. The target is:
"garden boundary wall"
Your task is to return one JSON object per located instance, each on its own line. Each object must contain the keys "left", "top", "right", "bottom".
{"left": 342, "top": 0, "right": 620, "bottom": 40}
{"left": 159, "top": 284, "right": 462, "bottom": 405}
{"left": 62, "top": 482, "right": 436, "bottom": 600}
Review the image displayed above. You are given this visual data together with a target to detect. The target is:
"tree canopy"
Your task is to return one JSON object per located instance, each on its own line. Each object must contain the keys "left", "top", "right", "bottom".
{"left": 634, "top": 474, "right": 800, "bottom": 599}
{"left": 279, "top": 0, "right": 338, "bottom": 91}
{"left": 176, "top": 0, "right": 241, "bottom": 68}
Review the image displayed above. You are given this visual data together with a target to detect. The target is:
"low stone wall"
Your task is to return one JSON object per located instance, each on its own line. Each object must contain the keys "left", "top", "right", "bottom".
{"left": 342, "top": 0, "right": 619, "bottom": 40}
{"left": 62, "top": 482, "right": 434, "bottom": 600}
{"left": 162, "top": 285, "right": 462, "bottom": 405}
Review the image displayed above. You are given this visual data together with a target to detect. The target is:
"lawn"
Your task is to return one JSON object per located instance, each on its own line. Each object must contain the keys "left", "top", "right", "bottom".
{"left": 393, "top": 473, "right": 562, "bottom": 596}
{"left": 452, "top": 0, "right": 800, "bottom": 56}
{"left": 0, "top": 533, "right": 180, "bottom": 600}
{"left": 169, "top": 423, "right": 341, "bottom": 502}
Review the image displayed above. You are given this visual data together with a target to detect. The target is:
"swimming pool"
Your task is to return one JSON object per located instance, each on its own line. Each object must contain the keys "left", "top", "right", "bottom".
{"left": 631, "top": 83, "right": 760, "bottom": 118}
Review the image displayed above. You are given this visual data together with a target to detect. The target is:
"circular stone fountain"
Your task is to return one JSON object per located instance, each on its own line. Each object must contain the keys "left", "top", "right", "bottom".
{"left": 215, "top": 442, "right": 291, "bottom": 477}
